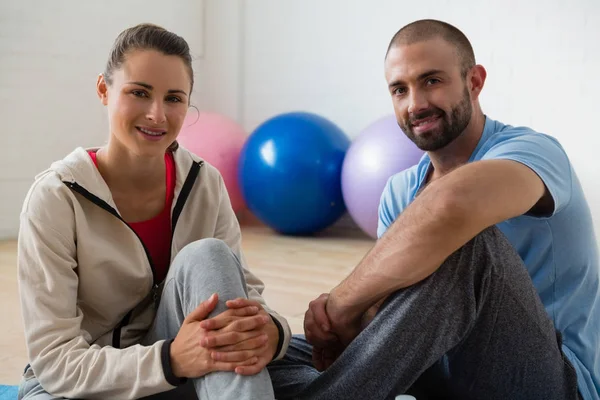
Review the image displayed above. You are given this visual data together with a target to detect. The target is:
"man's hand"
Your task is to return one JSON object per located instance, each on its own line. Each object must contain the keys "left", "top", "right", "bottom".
{"left": 304, "top": 293, "right": 344, "bottom": 371}
{"left": 325, "top": 290, "right": 364, "bottom": 347}
{"left": 358, "top": 297, "right": 386, "bottom": 332}
{"left": 304, "top": 293, "right": 338, "bottom": 346}
{"left": 200, "top": 298, "right": 279, "bottom": 376}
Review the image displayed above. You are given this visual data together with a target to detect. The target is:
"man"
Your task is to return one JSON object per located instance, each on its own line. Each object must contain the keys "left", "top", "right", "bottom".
{"left": 268, "top": 19, "right": 599, "bottom": 400}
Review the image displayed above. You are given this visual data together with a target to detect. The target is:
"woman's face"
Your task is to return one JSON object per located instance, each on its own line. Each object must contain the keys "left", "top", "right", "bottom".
{"left": 97, "top": 49, "right": 191, "bottom": 157}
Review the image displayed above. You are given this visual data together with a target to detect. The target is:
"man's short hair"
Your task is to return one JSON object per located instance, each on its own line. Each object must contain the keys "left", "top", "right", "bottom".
{"left": 386, "top": 19, "right": 476, "bottom": 76}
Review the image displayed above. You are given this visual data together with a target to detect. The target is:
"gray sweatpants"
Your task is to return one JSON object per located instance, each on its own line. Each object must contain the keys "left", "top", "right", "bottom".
{"left": 18, "top": 238, "right": 275, "bottom": 400}
{"left": 268, "top": 226, "right": 581, "bottom": 400}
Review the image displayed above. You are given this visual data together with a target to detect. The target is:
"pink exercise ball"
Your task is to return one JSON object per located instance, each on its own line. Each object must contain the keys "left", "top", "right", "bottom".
{"left": 177, "top": 111, "right": 247, "bottom": 213}
{"left": 341, "top": 115, "right": 425, "bottom": 239}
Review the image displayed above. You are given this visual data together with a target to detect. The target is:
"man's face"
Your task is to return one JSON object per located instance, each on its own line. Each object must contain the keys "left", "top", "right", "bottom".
{"left": 385, "top": 38, "right": 473, "bottom": 151}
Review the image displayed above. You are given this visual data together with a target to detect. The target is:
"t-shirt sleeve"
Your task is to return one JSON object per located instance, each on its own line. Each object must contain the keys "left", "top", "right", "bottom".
{"left": 377, "top": 177, "right": 396, "bottom": 238}
{"left": 481, "top": 132, "right": 573, "bottom": 216}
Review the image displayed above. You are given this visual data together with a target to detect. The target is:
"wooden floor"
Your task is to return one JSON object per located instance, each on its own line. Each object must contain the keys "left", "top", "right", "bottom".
{"left": 0, "top": 224, "right": 374, "bottom": 385}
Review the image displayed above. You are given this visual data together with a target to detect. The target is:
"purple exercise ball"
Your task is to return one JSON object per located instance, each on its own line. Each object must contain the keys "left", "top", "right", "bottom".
{"left": 341, "top": 115, "right": 425, "bottom": 238}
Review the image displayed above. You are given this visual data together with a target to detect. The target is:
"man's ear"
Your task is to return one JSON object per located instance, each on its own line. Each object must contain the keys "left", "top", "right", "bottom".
{"left": 96, "top": 74, "right": 109, "bottom": 106}
{"left": 469, "top": 64, "right": 487, "bottom": 101}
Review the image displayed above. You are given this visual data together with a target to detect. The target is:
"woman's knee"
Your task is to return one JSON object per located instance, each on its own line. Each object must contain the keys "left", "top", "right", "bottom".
{"left": 170, "top": 238, "right": 244, "bottom": 283}
{"left": 179, "top": 238, "right": 232, "bottom": 258}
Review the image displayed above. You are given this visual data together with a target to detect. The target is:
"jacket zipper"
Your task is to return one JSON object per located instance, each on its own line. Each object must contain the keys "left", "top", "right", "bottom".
{"left": 168, "top": 160, "right": 203, "bottom": 266}
{"left": 63, "top": 159, "right": 203, "bottom": 348}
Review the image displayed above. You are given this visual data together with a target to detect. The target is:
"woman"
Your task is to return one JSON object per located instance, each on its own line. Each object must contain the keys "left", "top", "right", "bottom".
{"left": 17, "top": 23, "right": 290, "bottom": 400}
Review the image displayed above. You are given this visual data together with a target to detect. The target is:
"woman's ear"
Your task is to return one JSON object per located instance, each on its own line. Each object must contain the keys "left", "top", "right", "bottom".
{"left": 96, "top": 74, "right": 109, "bottom": 106}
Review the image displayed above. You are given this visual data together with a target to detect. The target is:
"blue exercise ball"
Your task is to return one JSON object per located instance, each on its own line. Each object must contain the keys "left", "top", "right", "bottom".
{"left": 239, "top": 112, "right": 350, "bottom": 235}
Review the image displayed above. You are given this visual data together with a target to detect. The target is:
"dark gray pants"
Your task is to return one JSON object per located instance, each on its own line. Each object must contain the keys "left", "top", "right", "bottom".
{"left": 268, "top": 227, "right": 581, "bottom": 400}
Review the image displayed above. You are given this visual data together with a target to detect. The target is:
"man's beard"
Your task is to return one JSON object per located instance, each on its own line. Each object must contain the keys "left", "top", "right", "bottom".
{"left": 399, "top": 87, "right": 472, "bottom": 151}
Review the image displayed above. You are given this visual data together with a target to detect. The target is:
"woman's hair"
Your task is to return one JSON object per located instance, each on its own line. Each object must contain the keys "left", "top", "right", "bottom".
{"left": 104, "top": 23, "right": 194, "bottom": 152}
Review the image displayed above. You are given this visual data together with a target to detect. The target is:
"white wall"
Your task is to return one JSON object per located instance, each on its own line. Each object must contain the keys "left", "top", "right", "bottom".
{"left": 2, "top": 0, "right": 599, "bottom": 238}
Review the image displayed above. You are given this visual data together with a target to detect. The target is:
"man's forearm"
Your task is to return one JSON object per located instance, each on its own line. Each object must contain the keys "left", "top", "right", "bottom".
{"left": 329, "top": 183, "right": 470, "bottom": 322}
{"left": 327, "top": 160, "right": 546, "bottom": 325}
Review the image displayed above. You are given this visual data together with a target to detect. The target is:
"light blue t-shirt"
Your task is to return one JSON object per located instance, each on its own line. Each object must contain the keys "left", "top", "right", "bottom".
{"left": 378, "top": 116, "right": 600, "bottom": 399}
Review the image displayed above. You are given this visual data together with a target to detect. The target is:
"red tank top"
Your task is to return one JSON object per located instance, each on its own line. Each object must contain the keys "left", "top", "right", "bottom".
{"left": 88, "top": 151, "right": 175, "bottom": 283}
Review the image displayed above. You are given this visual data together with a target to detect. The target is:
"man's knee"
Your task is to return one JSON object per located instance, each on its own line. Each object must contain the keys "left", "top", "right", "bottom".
{"left": 466, "top": 225, "right": 512, "bottom": 253}
{"left": 450, "top": 225, "right": 523, "bottom": 274}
